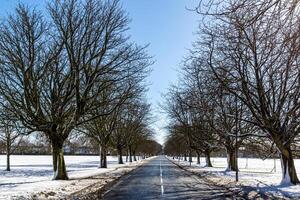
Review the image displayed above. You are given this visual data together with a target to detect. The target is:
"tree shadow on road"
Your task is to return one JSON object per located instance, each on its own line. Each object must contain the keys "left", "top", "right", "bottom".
{"left": 233, "top": 184, "right": 295, "bottom": 200}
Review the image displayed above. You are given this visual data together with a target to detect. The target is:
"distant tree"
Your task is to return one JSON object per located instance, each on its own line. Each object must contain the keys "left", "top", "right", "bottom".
{"left": 164, "top": 130, "right": 188, "bottom": 160}
{"left": 111, "top": 118, "right": 128, "bottom": 164}
{"left": 123, "top": 101, "right": 152, "bottom": 162}
{"left": 83, "top": 59, "right": 150, "bottom": 167}
{"left": 0, "top": 120, "right": 23, "bottom": 171}
{"left": 83, "top": 104, "right": 121, "bottom": 168}
{"left": 139, "top": 139, "right": 162, "bottom": 157}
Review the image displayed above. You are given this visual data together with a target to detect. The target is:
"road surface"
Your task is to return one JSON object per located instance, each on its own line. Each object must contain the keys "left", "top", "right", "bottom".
{"left": 103, "top": 156, "right": 233, "bottom": 200}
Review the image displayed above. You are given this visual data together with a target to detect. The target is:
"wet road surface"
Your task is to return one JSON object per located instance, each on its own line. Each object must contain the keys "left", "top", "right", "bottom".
{"left": 103, "top": 156, "right": 234, "bottom": 200}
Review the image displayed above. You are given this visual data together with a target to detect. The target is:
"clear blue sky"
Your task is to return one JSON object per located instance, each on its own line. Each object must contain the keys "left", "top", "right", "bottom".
{"left": 0, "top": 0, "right": 200, "bottom": 145}
{"left": 122, "top": 1, "right": 200, "bottom": 144}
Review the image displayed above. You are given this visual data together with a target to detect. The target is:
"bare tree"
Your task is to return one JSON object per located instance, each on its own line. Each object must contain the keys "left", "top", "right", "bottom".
{"left": 0, "top": 0, "right": 151, "bottom": 180}
{"left": 82, "top": 82, "right": 135, "bottom": 168}
{"left": 164, "top": 128, "right": 189, "bottom": 161}
{"left": 198, "top": 0, "right": 300, "bottom": 184}
{"left": 123, "top": 101, "right": 152, "bottom": 162}
{"left": 83, "top": 64, "right": 150, "bottom": 167}
{"left": 0, "top": 120, "right": 23, "bottom": 171}
{"left": 138, "top": 139, "right": 162, "bottom": 157}
{"left": 111, "top": 118, "right": 128, "bottom": 164}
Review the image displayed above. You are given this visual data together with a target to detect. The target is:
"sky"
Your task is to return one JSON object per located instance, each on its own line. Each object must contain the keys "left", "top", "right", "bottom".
{"left": 0, "top": 0, "right": 200, "bottom": 145}
{"left": 120, "top": 1, "right": 200, "bottom": 145}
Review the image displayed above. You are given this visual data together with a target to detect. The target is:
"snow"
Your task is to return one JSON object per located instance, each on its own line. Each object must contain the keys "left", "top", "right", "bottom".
{"left": 0, "top": 155, "right": 150, "bottom": 199}
{"left": 169, "top": 156, "right": 300, "bottom": 199}
{"left": 2, "top": 155, "right": 300, "bottom": 199}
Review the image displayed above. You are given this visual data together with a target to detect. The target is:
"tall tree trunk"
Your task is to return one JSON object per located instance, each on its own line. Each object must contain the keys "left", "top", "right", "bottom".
{"left": 98, "top": 144, "right": 101, "bottom": 165}
{"left": 117, "top": 146, "right": 124, "bottom": 164}
{"left": 278, "top": 145, "right": 299, "bottom": 185}
{"left": 189, "top": 149, "right": 192, "bottom": 163}
{"left": 226, "top": 147, "right": 237, "bottom": 171}
{"left": 52, "top": 142, "right": 68, "bottom": 180}
{"left": 129, "top": 145, "right": 133, "bottom": 162}
{"left": 204, "top": 149, "right": 212, "bottom": 167}
{"left": 6, "top": 139, "right": 10, "bottom": 171}
{"left": 184, "top": 153, "right": 187, "bottom": 161}
{"left": 133, "top": 150, "right": 137, "bottom": 161}
{"left": 126, "top": 149, "right": 128, "bottom": 162}
{"left": 196, "top": 151, "right": 200, "bottom": 165}
{"left": 6, "top": 152, "right": 10, "bottom": 171}
{"left": 100, "top": 144, "right": 107, "bottom": 168}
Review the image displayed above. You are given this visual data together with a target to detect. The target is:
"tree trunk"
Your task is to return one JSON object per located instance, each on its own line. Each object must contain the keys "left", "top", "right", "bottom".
{"left": 99, "top": 144, "right": 101, "bottom": 165}
{"left": 6, "top": 153, "right": 10, "bottom": 171}
{"left": 196, "top": 151, "right": 200, "bottom": 165}
{"left": 133, "top": 150, "right": 137, "bottom": 162}
{"left": 226, "top": 147, "right": 237, "bottom": 171}
{"left": 52, "top": 142, "right": 68, "bottom": 180}
{"left": 279, "top": 145, "right": 299, "bottom": 185}
{"left": 100, "top": 144, "right": 107, "bottom": 168}
{"left": 6, "top": 140, "right": 10, "bottom": 171}
{"left": 184, "top": 153, "right": 187, "bottom": 161}
{"left": 118, "top": 147, "right": 124, "bottom": 164}
{"left": 205, "top": 150, "right": 212, "bottom": 167}
{"left": 129, "top": 145, "right": 133, "bottom": 162}
{"left": 189, "top": 149, "right": 192, "bottom": 164}
{"left": 126, "top": 149, "right": 128, "bottom": 162}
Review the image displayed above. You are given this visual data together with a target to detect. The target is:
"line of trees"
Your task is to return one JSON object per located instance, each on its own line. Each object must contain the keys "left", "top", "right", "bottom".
{"left": 164, "top": 0, "right": 300, "bottom": 185}
{"left": 0, "top": 0, "right": 161, "bottom": 180}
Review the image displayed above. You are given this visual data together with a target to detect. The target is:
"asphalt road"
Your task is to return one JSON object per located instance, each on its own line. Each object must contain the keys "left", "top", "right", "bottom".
{"left": 103, "top": 156, "right": 234, "bottom": 200}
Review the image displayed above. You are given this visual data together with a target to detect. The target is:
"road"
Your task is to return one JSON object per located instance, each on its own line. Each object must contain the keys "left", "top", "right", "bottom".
{"left": 103, "top": 156, "right": 233, "bottom": 200}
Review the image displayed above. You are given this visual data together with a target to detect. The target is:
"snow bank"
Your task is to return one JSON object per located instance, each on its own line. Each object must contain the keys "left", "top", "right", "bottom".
{"left": 170, "top": 156, "right": 300, "bottom": 199}
{"left": 0, "top": 155, "right": 149, "bottom": 199}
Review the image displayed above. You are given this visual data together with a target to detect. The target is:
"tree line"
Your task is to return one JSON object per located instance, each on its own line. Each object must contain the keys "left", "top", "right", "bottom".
{"left": 163, "top": 0, "right": 300, "bottom": 185}
{"left": 0, "top": 0, "right": 161, "bottom": 180}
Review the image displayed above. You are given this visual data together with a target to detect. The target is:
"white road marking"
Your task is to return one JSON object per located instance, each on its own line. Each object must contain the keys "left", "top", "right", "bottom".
{"left": 160, "top": 158, "right": 164, "bottom": 195}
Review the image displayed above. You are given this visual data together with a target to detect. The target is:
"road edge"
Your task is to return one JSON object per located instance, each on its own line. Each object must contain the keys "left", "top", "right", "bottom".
{"left": 166, "top": 156, "right": 292, "bottom": 200}
{"left": 166, "top": 156, "right": 232, "bottom": 191}
{"left": 72, "top": 157, "right": 155, "bottom": 200}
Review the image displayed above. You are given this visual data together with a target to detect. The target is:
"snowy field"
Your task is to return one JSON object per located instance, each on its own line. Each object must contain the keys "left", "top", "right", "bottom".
{"left": 171, "top": 156, "right": 300, "bottom": 199}
{"left": 0, "top": 155, "right": 146, "bottom": 199}
{"left": 2, "top": 155, "right": 300, "bottom": 199}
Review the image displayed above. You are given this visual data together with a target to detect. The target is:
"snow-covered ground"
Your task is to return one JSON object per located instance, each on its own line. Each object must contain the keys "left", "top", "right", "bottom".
{"left": 169, "top": 156, "right": 300, "bottom": 199}
{"left": 2, "top": 155, "right": 299, "bottom": 199}
{"left": 0, "top": 155, "right": 150, "bottom": 199}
